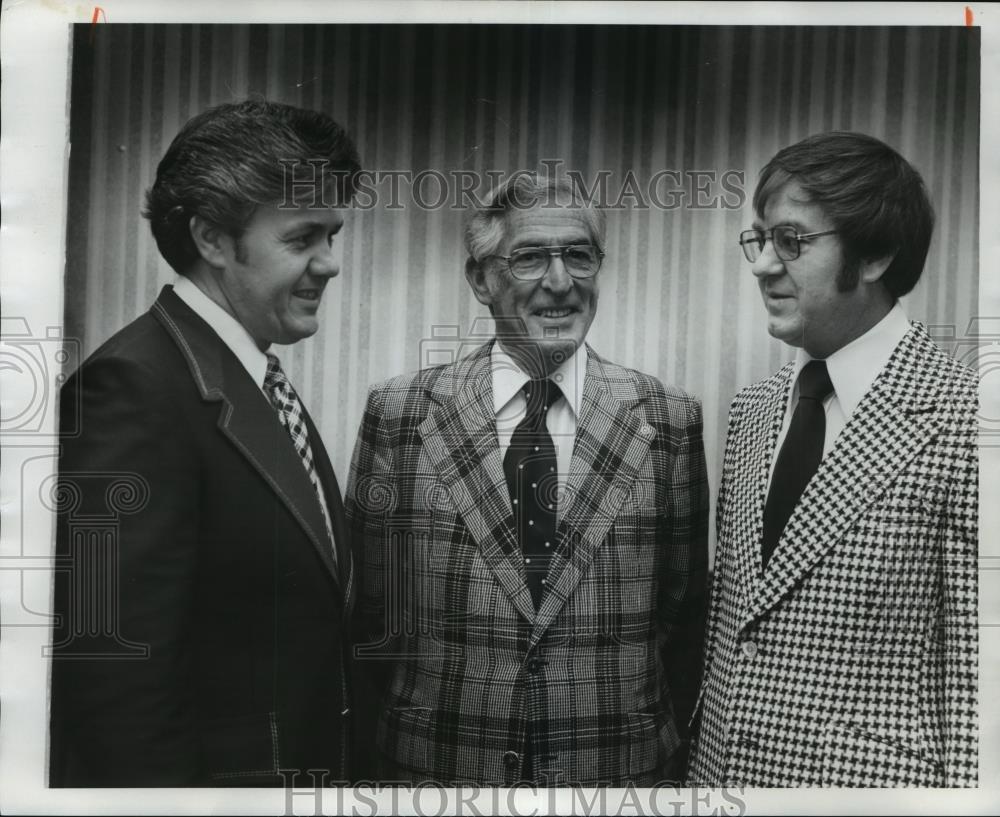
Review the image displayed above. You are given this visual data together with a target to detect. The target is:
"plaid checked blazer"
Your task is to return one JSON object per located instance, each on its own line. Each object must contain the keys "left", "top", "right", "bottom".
{"left": 346, "top": 342, "right": 709, "bottom": 786}
{"left": 688, "top": 323, "right": 978, "bottom": 787}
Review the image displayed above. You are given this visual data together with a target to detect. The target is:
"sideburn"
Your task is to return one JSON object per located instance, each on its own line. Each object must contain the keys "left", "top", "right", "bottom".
{"left": 836, "top": 254, "right": 862, "bottom": 292}
{"left": 232, "top": 234, "right": 249, "bottom": 265}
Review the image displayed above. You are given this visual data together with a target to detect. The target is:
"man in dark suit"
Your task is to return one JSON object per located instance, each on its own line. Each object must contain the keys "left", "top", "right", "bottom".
{"left": 347, "top": 174, "right": 709, "bottom": 786}
{"left": 49, "top": 100, "right": 360, "bottom": 786}
{"left": 688, "top": 132, "right": 978, "bottom": 786}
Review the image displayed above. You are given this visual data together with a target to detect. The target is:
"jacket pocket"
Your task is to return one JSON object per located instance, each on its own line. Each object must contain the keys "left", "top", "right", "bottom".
{"left": 379, "top": 706, "right": 432, "bottom": 776}
{"left": 201, "top": 711, "right": 280, "bottom": 782}
{"left": 628, "top": 711, "right": 680, "bottom": 781}
{"left": 821, "top": 722, "right": 944, "bottom": 787}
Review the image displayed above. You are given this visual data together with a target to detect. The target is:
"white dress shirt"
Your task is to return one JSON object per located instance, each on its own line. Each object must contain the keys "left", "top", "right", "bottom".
{"left": 767, "top": 302, "right": 912, "bottom": 491}
{"left": 492, "top": 341, "right": 587, "bottom": 492}
{"left": 173, "top": 276, "right": 269, "bottom": 390}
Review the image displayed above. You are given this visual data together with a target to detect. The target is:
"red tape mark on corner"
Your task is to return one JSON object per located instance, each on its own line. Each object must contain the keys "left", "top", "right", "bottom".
{"left": 90, "top": 7, "right": 107, "bottom": 44}
{"left": 966, "top": 6, "right": 973, "bottom": 26}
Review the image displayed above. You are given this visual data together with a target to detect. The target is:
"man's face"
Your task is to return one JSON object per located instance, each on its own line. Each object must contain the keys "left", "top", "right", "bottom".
{"left": 214, "top": 202, "right": 344, "bottom": 350}
{"left": 469, "top": 205, "right": 600, "bottom": 372}
{"left": 752, "top": 181, "right": 881, "bottom": 358}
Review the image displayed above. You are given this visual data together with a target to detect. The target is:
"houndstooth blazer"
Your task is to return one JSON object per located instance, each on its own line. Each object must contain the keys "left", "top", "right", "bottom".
{"left": 688, "top": 323, "right": 978, "bottom": 787}
{"left": 346, "top": 342, "right": 709, "bottom": 786}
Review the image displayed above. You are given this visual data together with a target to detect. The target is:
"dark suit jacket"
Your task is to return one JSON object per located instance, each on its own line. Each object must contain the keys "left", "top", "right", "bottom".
{"left": 49, "top": 285, "right": 354, "bottom": 787}
{"left": 346, "top": 342, "right": 709, "bottom": 786}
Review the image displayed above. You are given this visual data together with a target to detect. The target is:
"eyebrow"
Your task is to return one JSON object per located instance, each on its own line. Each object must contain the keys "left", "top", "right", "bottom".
{"left": 509, "top": 236, "right": 592, "bottom": 251}
{"left": 750, "top": 219, "right": 811, "bottom": 233}
{"left": 284, "top": 220, "right": 343, "bottom": 235}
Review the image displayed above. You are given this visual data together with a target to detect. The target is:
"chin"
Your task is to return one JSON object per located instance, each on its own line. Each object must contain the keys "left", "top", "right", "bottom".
{"left": 534, "top": 331, "right": 582, "bottom": 352}
{"left": 767, "top": 318, "right": 802, "bottom": 348}
{"left": 280, "top": 327, "right": 318, "bottom": 346}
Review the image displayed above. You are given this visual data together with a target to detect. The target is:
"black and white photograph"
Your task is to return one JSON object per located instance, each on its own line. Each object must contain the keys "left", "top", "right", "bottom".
{"left": 1, "top": 1, "right": 997, "bottom": 814}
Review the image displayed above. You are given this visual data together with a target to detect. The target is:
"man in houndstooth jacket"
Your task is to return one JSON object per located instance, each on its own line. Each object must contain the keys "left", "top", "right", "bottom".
{"left": 688, "top": 132, "right": 978, "bottom": 787}
{"left": 346, "top": 174, "right": 709, "bottom": 786}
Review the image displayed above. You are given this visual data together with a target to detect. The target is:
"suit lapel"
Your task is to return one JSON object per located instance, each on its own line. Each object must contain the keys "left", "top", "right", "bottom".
{"left": 530, "top": 349, "right": 655, "bottom": 647}
{"left": 306, "top": 409, "right": 353, "bottom": 607}
{"left": 731, "top": 365, "right": 794, "bottom": 612}
{"left": 151, "top": 286, "right": 342, "bottom": 589}
{"left": 746, "top": 327, "right": 948, "bottom": 626}
{"left": 418, "top": 344, "right": 537, "bottom": 624}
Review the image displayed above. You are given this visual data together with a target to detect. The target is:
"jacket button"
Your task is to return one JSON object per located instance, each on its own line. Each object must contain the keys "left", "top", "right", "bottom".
{"left": 502, "top": 750, "right": 520, "bottom": 768}
{"left": 527, "top": 657, "right": 545, "bottom": 674}
{"left": 741, "top": 641, "right": 758, "bottom": 659}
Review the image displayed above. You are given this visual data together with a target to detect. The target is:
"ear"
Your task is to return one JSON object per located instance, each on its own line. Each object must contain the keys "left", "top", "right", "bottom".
{"left": 189, "top": 215, "right": 230, "bottom": 269}
{"left": 465, "top": 257, "right": 495, "bottom": 307}
{"left": 859, "top": 252, "right": 895, "bottom": 284}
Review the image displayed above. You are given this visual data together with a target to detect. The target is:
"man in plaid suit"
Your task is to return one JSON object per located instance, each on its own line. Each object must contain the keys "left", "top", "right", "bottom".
{"left": 347, "top": 174, "right": 709, "bottom": 786}
{"left": 688, "top": 132, "right": 978, "bottom": 786}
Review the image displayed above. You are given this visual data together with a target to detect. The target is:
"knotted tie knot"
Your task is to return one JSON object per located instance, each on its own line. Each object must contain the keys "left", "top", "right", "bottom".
{"left": 522, "top": 378, "right": 561, "bottom": 430}
{"left": 264, "top": 354, "right": 294, "bottom": 405}
{"left": 797, "top": 360, "right": 833, "bottom": 403}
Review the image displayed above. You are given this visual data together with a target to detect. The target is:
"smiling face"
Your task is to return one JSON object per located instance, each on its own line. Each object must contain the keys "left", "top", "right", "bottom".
{"left": 466, "top": 205, "right": 600, "bottom": 374}
{"left": 752, "top": 181, "right": 892, "bottom": 358}
{"left": 196, "top": 202, "right": 345, "bottom": 350}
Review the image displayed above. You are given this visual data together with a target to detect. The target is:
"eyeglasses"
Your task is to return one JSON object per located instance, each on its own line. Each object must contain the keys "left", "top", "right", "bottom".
{"left": 738, "top": 226, "right": 838, "bottom": 263}
{"left": 485, "top": 244, "right": 604, "bottom": 281}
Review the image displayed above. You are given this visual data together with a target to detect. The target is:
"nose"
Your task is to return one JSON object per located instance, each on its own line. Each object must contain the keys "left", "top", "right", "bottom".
{"left": 309, "top": 244, "right": 340, "bottom": 279}
{"left": 541, "top": 252, "right": 573, "bottom": 294}
{"left": 751, "top": 238, "right": 784, "bottom": 280}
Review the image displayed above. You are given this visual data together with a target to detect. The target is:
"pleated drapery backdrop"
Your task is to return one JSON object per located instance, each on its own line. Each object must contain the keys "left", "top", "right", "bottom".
{"left": 64, "top": 24, "right": 980, "bottom": 547}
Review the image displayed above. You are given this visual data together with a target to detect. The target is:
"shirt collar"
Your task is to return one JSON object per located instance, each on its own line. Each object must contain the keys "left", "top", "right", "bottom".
{"left": 491, "top": 340, "right": 588, "bottom": 419}
{"left": 792, "top": 301, "right": 911, "bottom": 418}
{"left": 172, "top": 275, "right": 270, "bottom": 390}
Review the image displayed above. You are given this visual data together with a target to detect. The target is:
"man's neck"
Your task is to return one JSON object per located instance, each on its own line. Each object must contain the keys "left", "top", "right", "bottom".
{"left": 494, "top": 337, "right": 581, "bottom": 379}
{"left": 804, "top": 288, "right": 894, "bottom": 359}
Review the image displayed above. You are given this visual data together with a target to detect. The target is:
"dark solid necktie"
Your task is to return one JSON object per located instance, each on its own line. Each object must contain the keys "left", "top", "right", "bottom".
{"left": 760, "top": 360, "right": 834, "bottom": 568}
{"left": 503, "top": 378, "right": 561, "bottom": 609}
{"left": 264, "top": 353, "right": 338, "bottom": 574}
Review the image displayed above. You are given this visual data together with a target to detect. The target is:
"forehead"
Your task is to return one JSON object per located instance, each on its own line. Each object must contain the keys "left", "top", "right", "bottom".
{"left": 757, "top": 181, "right": 832, "bottom": 231}
{"left": 502, "top": 206, "right": 595, "bottom": 249}
{"left": 246, "top": 201, "right": 346, "bottom": 234}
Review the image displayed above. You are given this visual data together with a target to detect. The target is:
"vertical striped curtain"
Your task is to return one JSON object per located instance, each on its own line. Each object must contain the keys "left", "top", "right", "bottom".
{"left": 65, "top": 24, "right": 979, "bottom": 541}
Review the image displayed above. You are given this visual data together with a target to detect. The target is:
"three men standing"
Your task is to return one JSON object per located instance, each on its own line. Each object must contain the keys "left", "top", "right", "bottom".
{"left": 49, "top": 108, "right": 977, "bottom": 790}
{"left": 688, "top": 132, "right": 978, "bottom": 787}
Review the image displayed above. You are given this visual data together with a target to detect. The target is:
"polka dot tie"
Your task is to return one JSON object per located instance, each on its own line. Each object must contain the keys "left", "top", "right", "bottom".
{"left": 503, "top": 378, "right": 561, "bottom": 609}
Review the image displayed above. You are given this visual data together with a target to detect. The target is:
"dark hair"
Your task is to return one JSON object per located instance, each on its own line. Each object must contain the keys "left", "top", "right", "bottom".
{"left": 754, "top": 131, "right": 934, "bottom": 297}
{"left": 143, "top": 99, "right": 361, "bottom": 274}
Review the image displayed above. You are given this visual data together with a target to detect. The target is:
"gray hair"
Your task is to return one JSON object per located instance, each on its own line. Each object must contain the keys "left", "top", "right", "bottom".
{"left": 463, "top": 173, "right": 607, "bottom": 263}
